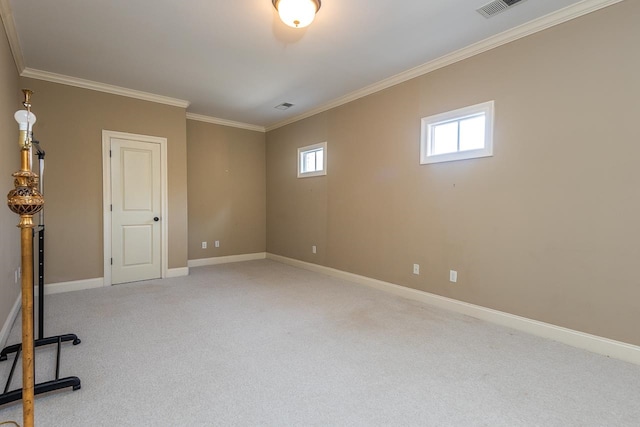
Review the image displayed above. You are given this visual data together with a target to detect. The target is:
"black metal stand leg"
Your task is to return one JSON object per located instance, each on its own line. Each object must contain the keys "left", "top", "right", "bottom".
{"left": 0, "top": 377, "right": 82, "bottom": 407}
{"left": 1, "top": 334, "right": 81, "bottom": 362}
{"left": 3, "top": 346, "right": 20, "bottom": 395}
{"left": 38, "top": 228, "right": 45, "bottom": 340}
{"left": 0, "top": 339, "right": 82, "bottom": 406}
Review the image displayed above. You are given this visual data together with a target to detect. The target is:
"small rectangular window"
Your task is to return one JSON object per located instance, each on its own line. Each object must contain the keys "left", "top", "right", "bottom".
{"left": 298, "top": 142, "right": 327, "bottom": 178}
{"left": 420, "top": 101, "right": 494, "bottom": 164}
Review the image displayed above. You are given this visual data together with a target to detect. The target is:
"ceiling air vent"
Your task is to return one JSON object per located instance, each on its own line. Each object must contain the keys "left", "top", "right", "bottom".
{"left": 477, "top": 0, "right": 526, "bottom": 18}
{"left": 274, "top": 102, "right": 294, "bottom": 110}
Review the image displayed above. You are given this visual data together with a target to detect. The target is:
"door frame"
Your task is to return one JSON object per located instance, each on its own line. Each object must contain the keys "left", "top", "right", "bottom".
{"left": 102, "top": 130, "right": 169, "bottom": 286}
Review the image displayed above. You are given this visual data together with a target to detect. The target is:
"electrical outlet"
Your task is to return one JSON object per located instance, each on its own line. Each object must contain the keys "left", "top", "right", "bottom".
{"left": 450, "top": 270, "right": 457, "bottom": 283}
{"left": 18, "top": 266, "right": 21, "bottom": 279}
{"left": 413, "top": 264, "right": 420, "bottom": 275}
{"left": 201, "top": 241, "right": 207, "bottom": 249}
{"left": 312, "top": 245, "right": 317, "bottom": 254}
{"left": 14, "top": 269, "right": 18, "bottom": 284}
{"left": 215, "top": 240, "right": 220, "bottom": 248}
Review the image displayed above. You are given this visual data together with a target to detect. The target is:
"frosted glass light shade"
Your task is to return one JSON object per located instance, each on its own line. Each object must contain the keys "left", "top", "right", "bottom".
{"left": 14, "top": 110, "right": 36, "bottom": 131}
{"left": 273, "top": 0, "right": 320, "bottom": 28}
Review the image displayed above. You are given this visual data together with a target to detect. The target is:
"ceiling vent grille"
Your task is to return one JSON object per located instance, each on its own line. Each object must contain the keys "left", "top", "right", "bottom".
{"left": 274, "top": 102, "right": 294, "bottom": 110}
{"left": 477, "top": 0, "right": 526, "bottom": 18}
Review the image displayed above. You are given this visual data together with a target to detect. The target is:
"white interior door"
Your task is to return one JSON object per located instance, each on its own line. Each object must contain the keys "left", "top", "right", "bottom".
{"left": 110, "top": 138, "right": 162, "bottom": 284}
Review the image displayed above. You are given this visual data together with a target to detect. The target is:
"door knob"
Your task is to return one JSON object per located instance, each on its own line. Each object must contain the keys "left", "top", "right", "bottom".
{"left": 153, "top": 217, "right": 160, "bottom": 222}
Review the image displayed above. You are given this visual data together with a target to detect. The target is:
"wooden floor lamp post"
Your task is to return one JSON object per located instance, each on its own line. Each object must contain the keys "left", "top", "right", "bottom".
{"left": 6, "top": 89, "right": 42, "bottom": 427}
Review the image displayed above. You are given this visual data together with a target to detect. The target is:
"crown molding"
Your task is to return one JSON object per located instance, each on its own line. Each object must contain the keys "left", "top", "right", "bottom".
{"left": 0, "top": 0, "right": 25, "bottom": 74}
{"left": 21, "top": 68, "right": 190, "bottom": 108}
{"left": 186, "top": 112, "right": 265, "bottom": 133}
{"left": 265, "top": 0, "right": 624, "bottom": 132}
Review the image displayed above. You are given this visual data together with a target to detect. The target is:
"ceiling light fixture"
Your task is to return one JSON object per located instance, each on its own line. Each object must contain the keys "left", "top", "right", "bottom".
{"left": 272, "top": 0, "right": 321, "bottom": 28}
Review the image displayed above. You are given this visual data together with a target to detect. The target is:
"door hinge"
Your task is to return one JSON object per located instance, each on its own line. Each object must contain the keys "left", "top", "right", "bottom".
{"left": 109, "top": 150, "right": 112, "bottom": 157}
{"left": 110, "top": 258, "right": 113, "bottom": 265}
{"left": 110, "top": 204, "right": 112, "bottom": 212}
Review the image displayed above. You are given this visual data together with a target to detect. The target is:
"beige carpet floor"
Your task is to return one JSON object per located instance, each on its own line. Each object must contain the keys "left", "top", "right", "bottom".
{"left": 1, "top": 259, "right": 640, "bottom": 426}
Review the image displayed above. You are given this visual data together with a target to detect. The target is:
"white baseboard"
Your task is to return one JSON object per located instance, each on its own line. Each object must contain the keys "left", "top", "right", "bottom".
{"left": 167, "top": 267, "right": 189, "bottom": 278}
{"left": 37, "top": 277, "right": 105, "bottom": 295}
{"left": 266, "top": 253, "right": 640, "bottom": 366}
{"left": 0, "top": 292, "right": 21, "bottom": 349}
{"left": 188, "top": 252, "right": 266, "bottom": 268}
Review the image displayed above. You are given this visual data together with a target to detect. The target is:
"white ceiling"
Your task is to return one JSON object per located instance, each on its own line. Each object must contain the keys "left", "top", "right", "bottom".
{"left": 6, "top": 0, "right": 604, "bottom": 129}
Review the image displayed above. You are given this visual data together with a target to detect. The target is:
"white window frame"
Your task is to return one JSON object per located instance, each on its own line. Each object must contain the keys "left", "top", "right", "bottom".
{"left": 420, "top": 100, "right": 494, "bottom": 165}
{"left": 297, "top": 141, "right": 327, "bottom": 178}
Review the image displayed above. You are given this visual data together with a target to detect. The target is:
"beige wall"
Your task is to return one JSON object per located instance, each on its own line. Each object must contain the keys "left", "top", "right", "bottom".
{"left": 267, "top": 114, "right": 328, "bottom": 263}
{"left": 266, "top": 1, "right": 640, "bottom": 346}
{"left": 187, "top": 120, "right": 266, "bottom": 259}
{"left": 18, "top": 78, "right": 189, "bottom": 283}
{"left": 0, "top": 22, "right": 20, "bottom": 332}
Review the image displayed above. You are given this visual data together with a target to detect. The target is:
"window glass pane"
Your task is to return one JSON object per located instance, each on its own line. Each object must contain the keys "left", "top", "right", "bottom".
{"left": 315, "top": 149, "right": 324, "bottom": 171}
{"left": 304, "top": 151, "right": 317, "bottom": 172}
{"left": 459, "top": 115, "right": 485, "bottom": 152}
{"left": 432, "top": 122, "right": 458, "bottom": 155}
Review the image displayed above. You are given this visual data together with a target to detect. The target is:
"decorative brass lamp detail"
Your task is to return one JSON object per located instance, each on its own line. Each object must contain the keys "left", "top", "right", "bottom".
{"left": 6, "top": 89, "right": 42, "bottom": 427}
